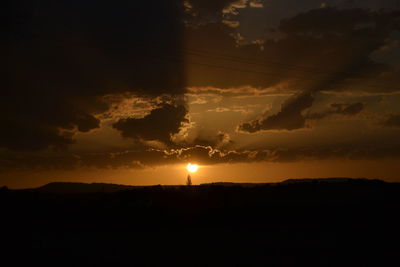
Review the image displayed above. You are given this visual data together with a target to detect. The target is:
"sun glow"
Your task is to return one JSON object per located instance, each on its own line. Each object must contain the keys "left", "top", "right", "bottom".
{"left": 186, "top": 163, "right": 199, "bottom": 173}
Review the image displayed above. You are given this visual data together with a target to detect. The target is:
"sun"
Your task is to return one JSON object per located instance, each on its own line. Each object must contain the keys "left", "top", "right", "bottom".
{"left": 186, "top": 163, "right": 199, "bottom": 173}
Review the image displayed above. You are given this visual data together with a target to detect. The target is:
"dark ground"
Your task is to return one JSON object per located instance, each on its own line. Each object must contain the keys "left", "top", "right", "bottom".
{"left": 2, "top": 178, "right": 400, "bottom": 266}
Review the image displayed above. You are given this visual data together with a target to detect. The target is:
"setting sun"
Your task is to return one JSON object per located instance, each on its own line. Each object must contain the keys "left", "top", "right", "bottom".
{"left": 186, "top": 163, "right": 199, "bottom": 173}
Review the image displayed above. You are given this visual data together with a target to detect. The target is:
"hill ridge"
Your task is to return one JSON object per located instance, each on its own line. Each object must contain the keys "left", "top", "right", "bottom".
{"left": 18, "top": 177, "right": 390, "bottom": 194}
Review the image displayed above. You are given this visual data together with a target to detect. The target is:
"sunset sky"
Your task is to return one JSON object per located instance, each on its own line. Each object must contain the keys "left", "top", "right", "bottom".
{"left": 4, "top": 0, "right": 400, "bottom": 188}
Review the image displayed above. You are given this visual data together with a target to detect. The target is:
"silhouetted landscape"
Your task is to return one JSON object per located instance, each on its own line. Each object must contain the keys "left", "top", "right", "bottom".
{"left": 3, "top": 178, "right": 399, "bottom": 266}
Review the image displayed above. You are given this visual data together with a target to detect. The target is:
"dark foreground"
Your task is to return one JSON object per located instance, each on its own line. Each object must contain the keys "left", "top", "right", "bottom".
{"left": 2, "top": 178, "right": 400, "bottom": 266}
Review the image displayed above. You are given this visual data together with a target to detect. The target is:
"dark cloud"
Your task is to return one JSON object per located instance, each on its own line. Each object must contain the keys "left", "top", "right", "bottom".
{"left": 113, "top": 104, "right": 188, "bottom": 144}
{"left": 186, "top": 8, "right": 398, "bottom": 87}
{"left": 3, "top": 143, "right": 400, "bottom": 172}
{"left": 6, "top": 3, "right": 399, "bottom": 150}
{"left": 229, "top": 7, "right": 400, "bottom": 133}
{"left": 238, "top": 91, "right": 314, "bottom": 132}
{"left": 157, "top": 144, "right": 400, "bottom": 164}
{"left": 381, "top": 114, "right": 400, "bottom": 128}
{"left": 307, "top": 102, "right": 364, "bottom": 120}
{"left": 184, "top": 0, "right": 259, "bottom": 23}
{"left": 191, "top": 131, "right": 234, "bottom": 148}
{"left": 332, "top": 102, "right": 364, "bottom": 115}
{"left": 187, "top": 86, "right": 293, "bottom": 99}
{"left": 78, "top": 146, "right": 272, "bottom": 168}
{"left": 185, "top": 0, "right": 234, "bottom": 19}
{"left": 239, "top": 99, "right": 365, "bottom": 133}
{"left": 4, "top": 0, "right": 186, "bottom": 150}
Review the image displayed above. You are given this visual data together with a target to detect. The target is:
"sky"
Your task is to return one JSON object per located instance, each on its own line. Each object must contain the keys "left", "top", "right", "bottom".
{"left": 3, "top": 0, "right": 400, "bottom": 188}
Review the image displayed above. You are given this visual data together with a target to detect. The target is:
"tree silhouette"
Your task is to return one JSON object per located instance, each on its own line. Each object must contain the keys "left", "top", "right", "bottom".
{"left": 186, "top": 174, "right": 192, "bottom": 186}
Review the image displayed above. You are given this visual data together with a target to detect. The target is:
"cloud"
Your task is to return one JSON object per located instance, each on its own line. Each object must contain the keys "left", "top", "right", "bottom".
{"left": 185, "top": 7, "right": 399, "bottom": 89}
{"left": 7, "top": 4, "right": 396, "bottom": 150}
{"left": 238, "top": 91, "right": 315, "bottom": 132}
{"left": 184, "top": 0, "right": 262, "bottom": 22}
{"left": 229, "top": 7, "right": 400, "bottom": 133}
{"left": 185, "top": 0, "right": 234, "bottom": 17}
{"left": 332, "top": 102, "right": 364, "bottom": 115}
{"left": 307, "top": 102, "right": 364, "bottom": 120}
{"left": 3, "top": 143, "right": 400, "bottom": 172}
{"left": 381, "top": 114, "right": 400, "bottom": 128}
{"left": 4, "top": 0, "right": 186, "bottom": 150}
{"left": 239, "top": 100, "right": 365, "bottom": 133}
{"left": 191, "top": 131, "right": 234, "bottom": 148}
{"left": 187, "top": 85, "right": 294, "bottom": 99}
{"left": 4, "top": 0, "right": 400, "bottom": 177}
{"left": 112, "top": 104, "right": 189, "bottom": 144}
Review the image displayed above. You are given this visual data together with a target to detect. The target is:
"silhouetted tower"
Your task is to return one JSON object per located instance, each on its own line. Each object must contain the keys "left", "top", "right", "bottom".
{"left": 186, "top": 174, "right": 192, "bottom": 186}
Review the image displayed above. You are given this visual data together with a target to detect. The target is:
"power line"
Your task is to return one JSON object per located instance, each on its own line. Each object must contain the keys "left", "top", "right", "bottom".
{"left": 127, "top": 40, "right": 400, "bottom": 91}
{"left": 15, "top": 38, "right": 400, "bottom": 91}
{"left": 130, "top": 33, "right": 397, "bottom": 77}
{"left": 139, "top": 46, "right": 400, "bottom": 92}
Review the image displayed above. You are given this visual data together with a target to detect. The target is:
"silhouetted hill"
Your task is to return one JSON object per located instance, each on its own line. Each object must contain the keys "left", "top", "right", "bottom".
{"left": 29, "top": 177, "right": 391, "bottom": 194}
{"left": 280, "top": 177, "right": 387, "bottom": 185}
{"left": 35, "top": 182, "right": 139, "bottom": 194}
{"left": 2, "top": 177, "right": 399, "bottom": 266}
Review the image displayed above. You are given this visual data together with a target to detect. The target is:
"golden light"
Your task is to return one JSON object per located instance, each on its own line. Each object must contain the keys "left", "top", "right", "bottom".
{"left": 186, "top": 163, "right": 199, "bottom": 173}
